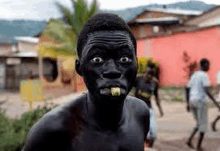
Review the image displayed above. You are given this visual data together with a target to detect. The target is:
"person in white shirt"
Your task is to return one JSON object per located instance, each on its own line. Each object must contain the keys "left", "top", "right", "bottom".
{"left": 185, "top": 58, "right": 220, "bottom": 151}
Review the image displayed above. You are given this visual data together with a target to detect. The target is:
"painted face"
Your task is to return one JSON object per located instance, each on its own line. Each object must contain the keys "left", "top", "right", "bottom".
{"left": 78, "top": 31, "right": 137, "bottom": 101}
{"left": 145, "top": 68, "right": 155, "bottom": 82}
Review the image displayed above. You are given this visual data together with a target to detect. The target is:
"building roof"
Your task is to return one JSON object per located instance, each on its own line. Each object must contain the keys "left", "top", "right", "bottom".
{"left": 0, "top": 34, "right": 17, "bottom": 44}
{"left": 14, "top": 36, "right": 39, "bottom": 43}
{"left": 103, "top": 7, "right": 202, "bottom": 24}
{"left": 147, "top": 8, "right": 202, "bottom": 16}
{"left": 100, "top": 7, "right": 147, "bottom": 23}
{"left": 0, "top": 20, "right": 46, "bottom": 44}
{"left": 0, "top": 51, "right": 38, "bottom": 58}
{"left": 137, "top": 24, "right": 220, "bottom": 40}
{"left": 198, "top": 5, "right": 220, "bottom": 17}
{"left": 135, "top": 17, "right": 181, "bottom": 25}
{"left": 185, "top": 5, "right": 220, "bottom": 27}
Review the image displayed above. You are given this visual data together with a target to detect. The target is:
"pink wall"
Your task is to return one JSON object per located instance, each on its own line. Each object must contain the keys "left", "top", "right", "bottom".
{"left": 138, "top": 27, "right": 220, "bottom": 87}
{"left": 137, "top": 39, "right": 151, "bottom": 58}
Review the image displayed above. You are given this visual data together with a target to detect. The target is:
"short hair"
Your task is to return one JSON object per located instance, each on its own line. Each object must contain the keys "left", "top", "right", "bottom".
{"left": 200, "top": 58, "right": 209, "bottom": 67}
{"left": 77, "top": 13, "right": 136, "bottom": 59}
{"left": 147, "top": 63, "right": 156, "bottom": 69}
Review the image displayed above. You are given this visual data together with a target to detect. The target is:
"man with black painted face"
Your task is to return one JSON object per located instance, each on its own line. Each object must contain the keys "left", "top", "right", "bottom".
{"left": 23, "top": 13, "right": 150, "bottom": 151}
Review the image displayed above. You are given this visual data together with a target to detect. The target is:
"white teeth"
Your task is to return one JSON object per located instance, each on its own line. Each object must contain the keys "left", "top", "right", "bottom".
{"left": 100, "top": 88, "right": 110, "bottom": 95}
{"left": 111, "top": 87, "right": 121, "bottom": 96}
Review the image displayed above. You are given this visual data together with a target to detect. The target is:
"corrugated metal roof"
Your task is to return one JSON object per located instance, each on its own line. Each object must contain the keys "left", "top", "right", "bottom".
{"left": 104, "top": 7, "right": 202, "bottom": 24}
{"left": 135, "top": 17, "right": 181, "bottom": 23}
{"left": 101, "top": 7, "right": 147, "bottom": 23}
{"left": 0, "top": 51, "right": 38, "bottom": 57}
{"left": 14, "top": 36, "right": 39, "bottom": 43}
{"left": 0, "top": 34, "right": 17, "bottom": 44}
{"left": 147, "top": 8, "right": 202, "bottom": 16}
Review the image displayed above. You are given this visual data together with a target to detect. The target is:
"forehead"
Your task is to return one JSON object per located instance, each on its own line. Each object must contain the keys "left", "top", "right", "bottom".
{"left": 82, "top": 31, "right": 135, "bottom": 56}
{"left": 87, "top": 30, "right": 131, "bottom": 39}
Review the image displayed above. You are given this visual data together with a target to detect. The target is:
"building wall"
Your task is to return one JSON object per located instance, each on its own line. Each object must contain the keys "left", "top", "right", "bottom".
{"left": 18, "top": 41, "right": 38, "bottom": 52}
{"left": 137, "top": 39, "right": 151, "bottom": 58}
{"left": 137, "top": 26, "right": 220, "bottom": 87}
{"left": 0, "top": 59, "right": 6, "bottom": 89}
{"left": 129, "top": 11, "right": 194, "bottom": 39}
{"left": 20, "top": 58, "right": 39, "bottom": 78}
{"left": 38, "top": 35, "right": 87, "bottom": 92}
{"left": 0, "top": 44, "right": 12, "bottom": 53}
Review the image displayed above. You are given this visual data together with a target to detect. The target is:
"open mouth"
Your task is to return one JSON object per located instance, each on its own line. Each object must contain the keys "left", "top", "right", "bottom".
{"left": 100, "top": 86, "right": 126, "bottom": 97}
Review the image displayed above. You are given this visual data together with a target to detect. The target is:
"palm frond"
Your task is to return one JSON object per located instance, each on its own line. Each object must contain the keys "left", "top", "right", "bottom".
{"left": 87, "top": 0, "right": 99, "bottom": 20}
{"left": 39, "top": 0, "right": 99, "bottom": 59}
{"left": 39, "top": 40, "right": 76, "bottom": 58}
{"left": 55, "top": 2, "right": 77, "bottom": 34}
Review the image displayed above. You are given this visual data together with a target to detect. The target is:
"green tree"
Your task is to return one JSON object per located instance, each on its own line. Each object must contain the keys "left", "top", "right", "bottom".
{"left": 39, "top": 0, "right": 99, "bottom": 92}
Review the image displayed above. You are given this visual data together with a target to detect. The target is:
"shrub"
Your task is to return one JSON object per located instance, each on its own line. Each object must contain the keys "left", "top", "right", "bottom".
{"left": 137, "top": 57, "right": 159, "bottom": 74}
{"left": 0, "top": 104, "right": 58, "bottom": 151}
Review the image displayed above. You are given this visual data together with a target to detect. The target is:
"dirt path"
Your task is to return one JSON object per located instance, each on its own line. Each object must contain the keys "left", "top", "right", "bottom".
{"left": 1, "top": 90, "right": 220, "bottom": 150}
{"left": 152, "top": 99, "right": 220, "bottom": 151}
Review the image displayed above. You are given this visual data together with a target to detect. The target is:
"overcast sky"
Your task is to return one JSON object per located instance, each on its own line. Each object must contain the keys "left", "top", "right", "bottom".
{"left": 95, "top": 0, "right": 220, "bottom": 10}
{"left": 0, "top": 0, "right": 219, "bottom": 20}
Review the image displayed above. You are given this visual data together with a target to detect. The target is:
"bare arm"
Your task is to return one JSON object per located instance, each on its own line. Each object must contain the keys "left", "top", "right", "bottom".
{"left": 185, "top": 87, "right": 190, "bottom": 112}
{"left": 204, "top": 86, "right": 220, "bottom": 110}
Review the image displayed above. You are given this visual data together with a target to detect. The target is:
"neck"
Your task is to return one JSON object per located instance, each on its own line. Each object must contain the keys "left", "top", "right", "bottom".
{"left": 87, "top": 92, "right": 125, "bottom": 130}
{"left": 200, "top": 68, "right": 206, "bottom": 72}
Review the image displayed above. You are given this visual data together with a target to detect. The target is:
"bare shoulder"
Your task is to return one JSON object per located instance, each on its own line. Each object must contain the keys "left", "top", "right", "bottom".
{"left": 126, "top": 95, "right": 149, "bottom": 116}
{"left": 23, "top": 93, "right": 87, "bottom": 151}
{"left": 32, "top": 92, "right": 87, "bottom": 130}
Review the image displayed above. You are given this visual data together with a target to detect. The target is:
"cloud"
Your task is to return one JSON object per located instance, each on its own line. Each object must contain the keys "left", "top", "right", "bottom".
{"left": 0, "top": 0, "right": 64, "bottom": 20}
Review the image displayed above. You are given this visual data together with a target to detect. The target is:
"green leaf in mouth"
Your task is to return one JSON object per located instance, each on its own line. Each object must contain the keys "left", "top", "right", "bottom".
{"left": 111, "top": 87, "right": 121, "bottom": 96}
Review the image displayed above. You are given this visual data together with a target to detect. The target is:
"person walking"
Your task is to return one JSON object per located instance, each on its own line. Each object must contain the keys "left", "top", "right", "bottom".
{"left": 186, "top": 58, "right": 220, "bottom": 151}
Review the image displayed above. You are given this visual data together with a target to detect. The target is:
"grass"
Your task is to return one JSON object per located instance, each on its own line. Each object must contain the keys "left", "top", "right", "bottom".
{"left": 162, "top": 87, "right": 181, "bottom": 91}
{"left": 171, "top": 96, "right": 184, "bottom": 102}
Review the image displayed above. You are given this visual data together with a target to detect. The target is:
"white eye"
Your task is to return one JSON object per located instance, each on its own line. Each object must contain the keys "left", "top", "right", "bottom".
{"left": 120, "top": 57, "right": 131, "bottom": 63}
{"left": 92, "top": 57, "right": 103, "bottom": 63}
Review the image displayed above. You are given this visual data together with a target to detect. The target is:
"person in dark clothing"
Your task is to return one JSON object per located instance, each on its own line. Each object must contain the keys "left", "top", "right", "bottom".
{"left": 135, "top": 67, "right": 158, "bottom": 151}
{"left": 148, "top": 63, "right": 163, "bottom": 117}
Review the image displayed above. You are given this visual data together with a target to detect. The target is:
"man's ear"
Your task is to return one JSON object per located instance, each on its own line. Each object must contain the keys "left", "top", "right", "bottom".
{"left": 75, "top": 59, "right": 82, "bottom": 76}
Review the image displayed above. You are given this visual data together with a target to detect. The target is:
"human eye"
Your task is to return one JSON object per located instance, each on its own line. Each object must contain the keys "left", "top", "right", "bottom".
{"left": 91, "top": 57, "right": 104, "bottom": 64}
{"left": 119, "top": 56, "right": 132, "bottom": 63}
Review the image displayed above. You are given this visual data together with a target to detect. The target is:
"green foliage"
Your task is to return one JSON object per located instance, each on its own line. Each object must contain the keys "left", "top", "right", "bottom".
{"left": 39, "top": 0, "right": 99, "bottom": 58}
{"left": 39, "top": 19, "right": 77, "bottom": 58}
{"left": 0, "top": 104, "right": 58, "bottom": 151}
{"left": 171, "top": 96, "right": 183, "bottom": 102}
{"left": 162, "top": 87, "right": 179, "bottom": 91}
{"left": 137, "top": 57, "right": 159, "bottom": 74}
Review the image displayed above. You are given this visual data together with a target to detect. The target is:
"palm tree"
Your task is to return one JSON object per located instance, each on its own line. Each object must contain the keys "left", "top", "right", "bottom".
{"left": 39, "top": 0, "right": 99, "bottom": 92}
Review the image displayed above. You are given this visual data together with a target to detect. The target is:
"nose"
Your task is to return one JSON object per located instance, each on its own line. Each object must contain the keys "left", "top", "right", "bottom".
{"left": 103, "top": 59, "right": 121, "bottom": 79}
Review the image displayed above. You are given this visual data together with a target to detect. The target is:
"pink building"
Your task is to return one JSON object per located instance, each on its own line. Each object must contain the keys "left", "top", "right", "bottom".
{"left": 137, "top": 26, "right": 220, "bottom": 87}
